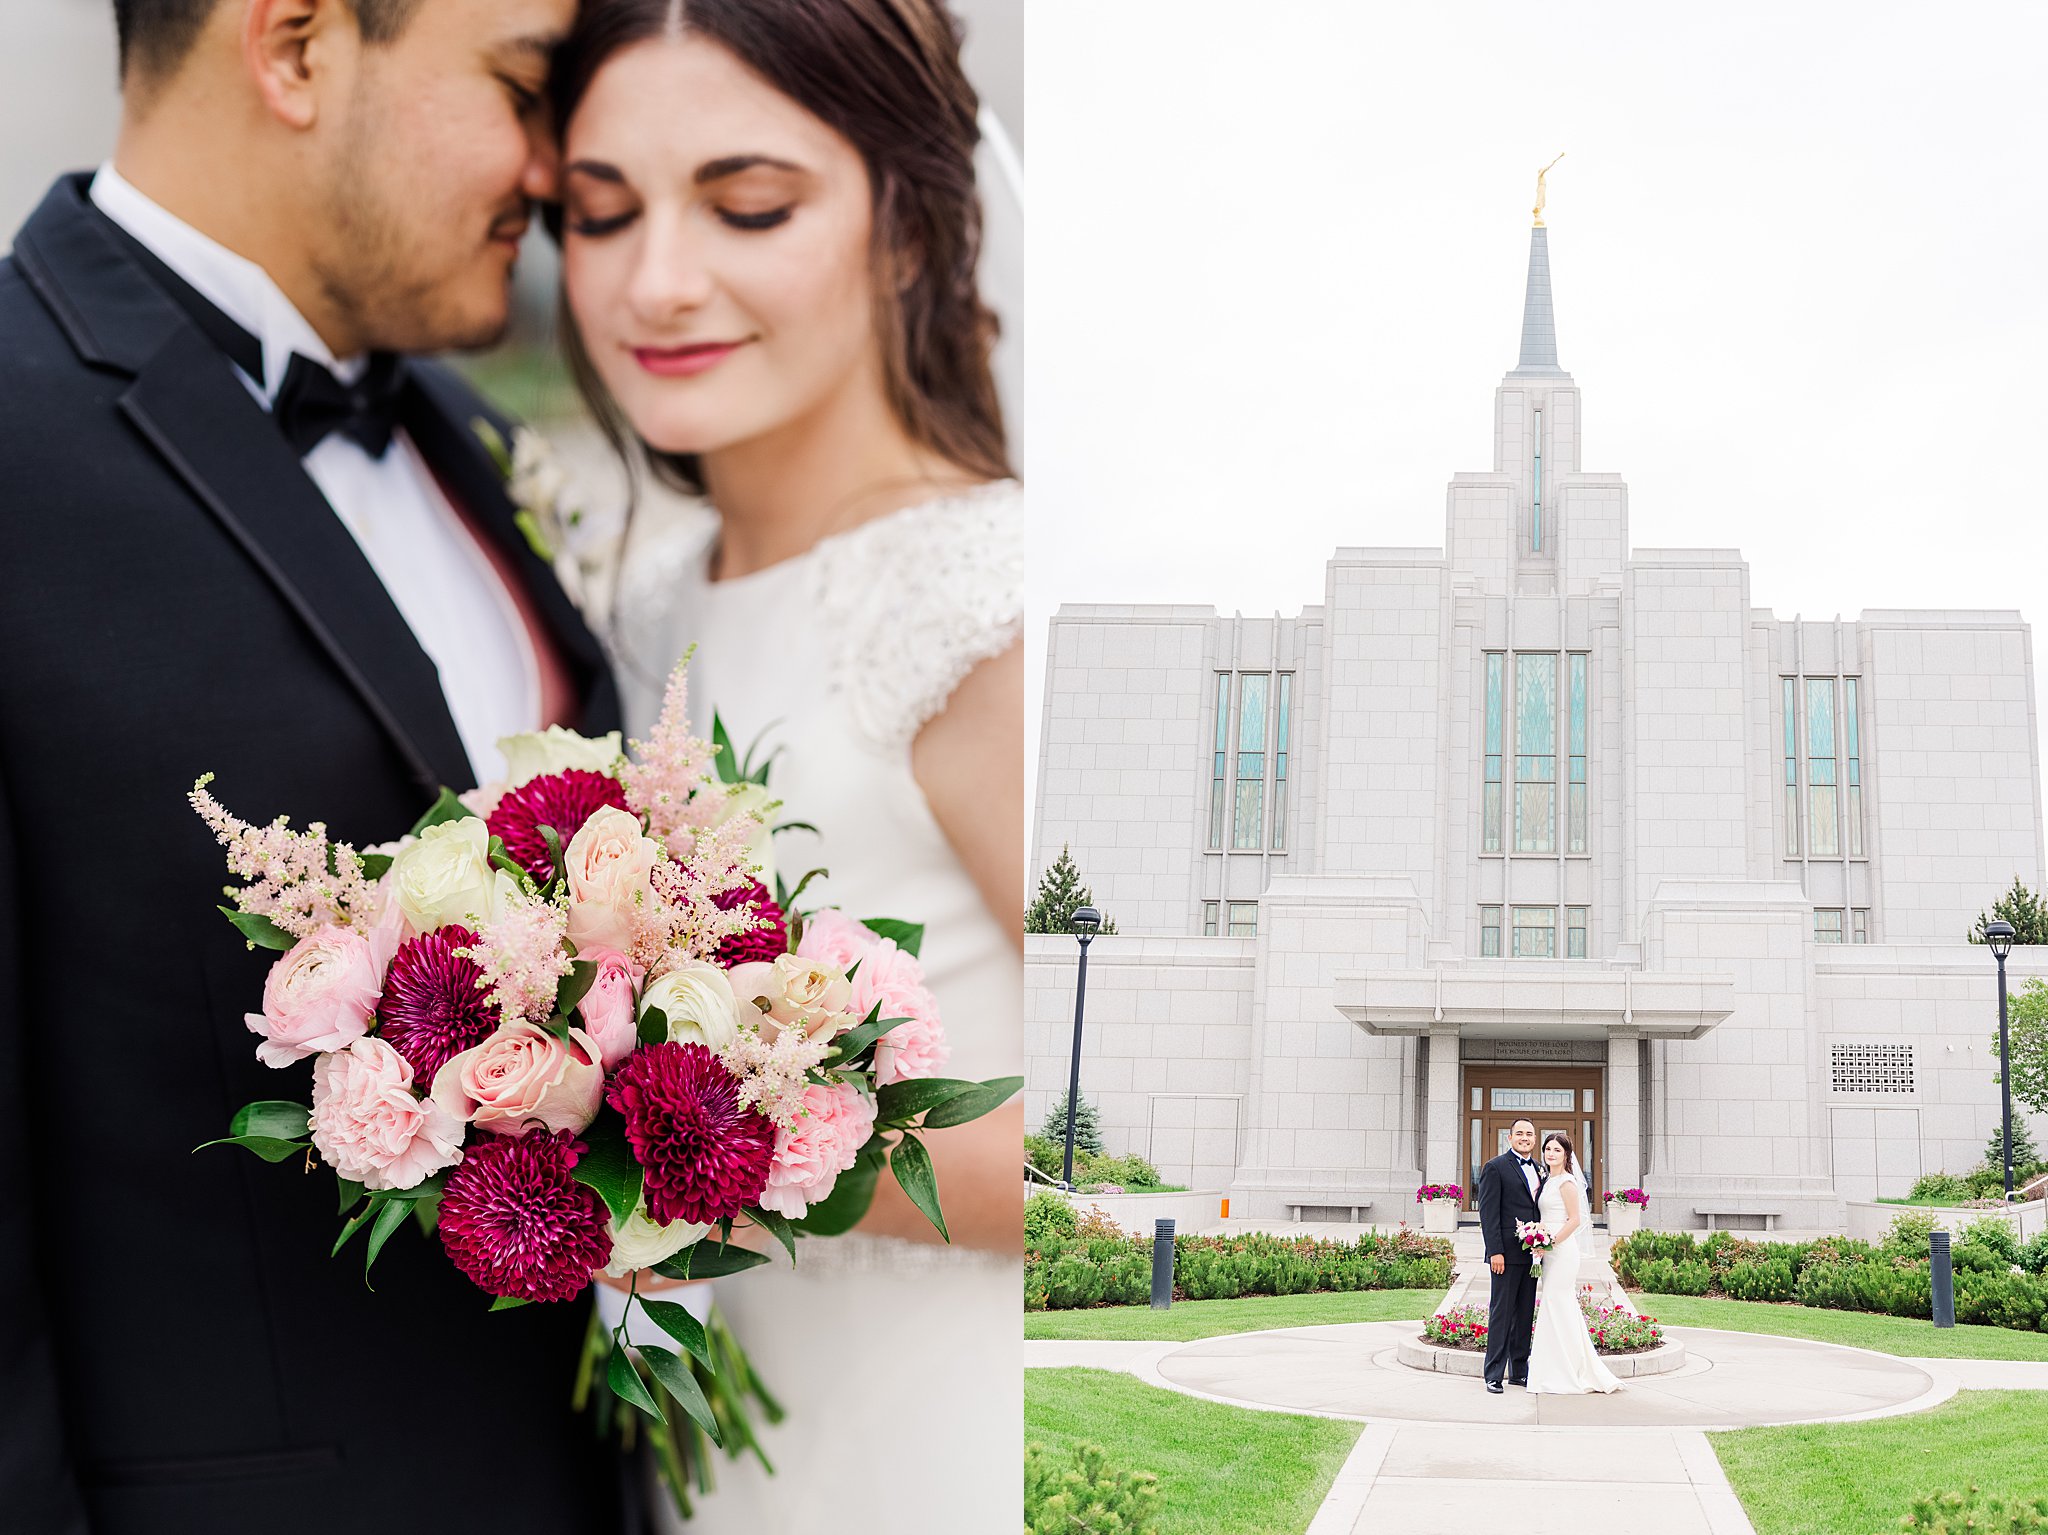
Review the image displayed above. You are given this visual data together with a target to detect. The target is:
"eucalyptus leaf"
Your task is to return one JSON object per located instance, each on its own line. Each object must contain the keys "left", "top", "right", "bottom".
{"left": 489, "top": 1294, "right": 531, "bottom": 1311}
{"left": 194, "top": 1134, "right": 305, "bottom": 1163}
{"left": 364, "top": 1196, "right": 411, "bottom": 1284}
{"left": 890, "top": 1133, "right": 947, "bottom": 1241}
{"left": 230, "top": 1101, "right": 311, "bottom": 1141}
{"left": 569, "top": 1113, "right": 643, "bottom": 1225}
{"left": 860, "top": 918, "right": 924, "bottom": 958}
{"left": 639, "top": 1299, "right": 711, "bottom": 1365}
{"left": 408, "top": 786, "right": 475, "bottom": 837}
{"left": 218, "top": 906, "right": 295, "bottom": 952}
{"left": 873, "top": 1078, "right": 976, "bottom": 1125}
{"left": 788, "top": 1142, "right": 884, "bottom": 1237}
{"left": 745, "top": 1205, "right": 797, "bottom": 1264}
{"left": 919, "top": 1076, "right": 1024, "bottom": 1130}
{"left": 640, "top": 1344, "right": 720, "bottom": 1441}
{"left": 607, "top": 1346, "right": 665, "bottom": 1424}
{"left": 653, "top": 1240, "right": 770, "bottom": 1282}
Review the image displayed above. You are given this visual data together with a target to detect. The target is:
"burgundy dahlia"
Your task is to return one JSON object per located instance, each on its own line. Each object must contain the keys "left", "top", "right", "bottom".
{"left": 714, "top": 880, "right": 789, "bottom": 967}
{"left": 606, "top": 1042, "right": 775, "bottom": 1225}
{"left": 487, "top": 769, "right": 629, "bottom": 882}
{"left": 377, "top": 925, "right": 497, "bottom": 1081}
{"left": 437, "top": 1131, "right": 612, "bottom": 1302}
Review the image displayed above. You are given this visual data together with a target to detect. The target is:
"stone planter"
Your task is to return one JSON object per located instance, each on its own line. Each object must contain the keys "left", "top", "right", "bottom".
{"left": 1422, "top": 1198, "right": 1459, "bottom": 1234}
{"left": 1606, "top": 1204, "right": 1642, "bottom": 1238}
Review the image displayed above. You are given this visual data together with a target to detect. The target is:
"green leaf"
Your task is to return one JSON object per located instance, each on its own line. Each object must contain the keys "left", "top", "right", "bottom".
{"left": 332, "top": 1203, "right": 375, "bottom": 1256}
{"left": 653, "top": 1239, "right": 770, "bottom": 1282}
{"left": 365, "top": 1196, "right": 411, "bottom": 1283}
{"left": 488, "top": 837, "right": 532, "bottom": 888}
{"left": 359, "top": 852, "right": 394, "bottom": 881}
{"left": 745, "top": 1205, "right": 797, "bottom": 1264}
{"left": 873, "top": 1078, "right": 977, "bottom": 1125}
{"left": 473, "top": 415, "right": 513, "bottom": 476}
{"left": 409, "top": 786, "right": 475, "bottom": 837}
{"left": 639, "top": 1299, "right": 712, "bottom": 1365}
{"left": 412, "top": 1195, "right": 441, "bottom": 1238}
{"left": 337, "top": 1178, "right": 365, "bottom": 1216}
{"left": 640, "top": 1344, "right": 720, "bottom": 1441}
{"left": 782, "top": 867, "right": 828, "bottom": 910}
{"left": 825, "top": 1005, "right": 895, "bottom": 1068}
{"left": 538, "top": 823, "right": 568, "bottom": 888}
{"left": 607, "top": 1345, "right": 666, "bottom": 1424}
{"left": 218, "top": 905, "right": 295, "bottom": 952}
{"left": 638, "top": 1004, "right": 670, "bottom": 1047}
{"left": 555, "top": 959, "right": 599, "bottom": 1022}
{"left": 772, "top": 820, "right": 820, "bottom": 837}
{"left": 230, "top": 1101, "right": 311, "bottom": 1140}
{"left": 789, "top": 1142, "right": 885, "bottom": 1237}
{"left": 489, "top": 1294, "right": 531, "bottom": 1311}
{"left": 920, "top": 1075, "right": 1024, "bottom": 1130}
{"left": 890, "top": 1132, "right": 947, "bottom": 1241}
{"left": 570, "top": 1113, "right": 644, "bottom": 1225}
{"left": 711, "top": 713, "right": 740, "bottom": 785}
{"left": 194, "top": 1134, "right": 305, "bottom": 1163}
{"left": 861, "top": 918, "right": 924, "bottom": 958}
{"left": 513, "top": 507, "right": 556, "bottom": 563}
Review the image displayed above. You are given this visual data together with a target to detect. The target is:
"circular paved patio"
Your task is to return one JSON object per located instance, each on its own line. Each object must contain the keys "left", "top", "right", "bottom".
{"left": 1140, "top": 1320, "right": 1946, "bottom": 1429}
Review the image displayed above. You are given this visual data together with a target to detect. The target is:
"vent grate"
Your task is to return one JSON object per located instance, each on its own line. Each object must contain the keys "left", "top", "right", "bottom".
{"left": 1831, "top": 1042, "right": 1913, "bottom": 1095}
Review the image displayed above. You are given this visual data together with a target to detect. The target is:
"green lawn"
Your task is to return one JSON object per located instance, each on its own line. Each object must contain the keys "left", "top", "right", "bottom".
{"left": 1637, "top": 1295, "right": 2048, "bottom": 1361}
{"left": 1714, "top": 1392, "right": 2048, "bottom": 1535}
{"left": 1026, "top": 1369, "right": 1358, "bottom": 1535}
{"left": 1025, "top": 1289, "right": 1441, "bottom": 1342}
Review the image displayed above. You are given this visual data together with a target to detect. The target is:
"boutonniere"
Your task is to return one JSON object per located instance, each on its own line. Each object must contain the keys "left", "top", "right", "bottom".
{"left": 474, "top": 418, "right": 580, "bottom": 564}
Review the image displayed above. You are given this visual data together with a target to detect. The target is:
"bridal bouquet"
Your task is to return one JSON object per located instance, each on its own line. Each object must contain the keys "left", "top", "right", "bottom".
{"left": 1517, "top": 1220, "right": 1554, "bottom": 1259}
{"left": 190, "top": 659, "right": 1019, "bottom": 1513}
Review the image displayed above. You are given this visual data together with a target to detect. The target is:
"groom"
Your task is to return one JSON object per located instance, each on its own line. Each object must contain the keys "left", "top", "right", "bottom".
{"left": 0, "top": 2, "right": 623, "bottom": 1532}
{"left": 1475, "top": 1117, "right": 1544, "bottom": 1394}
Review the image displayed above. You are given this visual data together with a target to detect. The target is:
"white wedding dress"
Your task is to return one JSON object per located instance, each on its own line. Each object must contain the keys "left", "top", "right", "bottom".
{"left": 1524, "top": 1175, "right": 1622, "bottom": 1396}
{"left": 609, "top": 479, "right": 1024, "bottom": 1533}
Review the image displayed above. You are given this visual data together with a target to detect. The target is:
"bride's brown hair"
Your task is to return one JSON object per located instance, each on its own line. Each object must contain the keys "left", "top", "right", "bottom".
{"left": 1540, "top": 1130, "right": 1577, "bottom": 1167}
{"left": 545, "top": 0, "right": 1012, "bottom": 496}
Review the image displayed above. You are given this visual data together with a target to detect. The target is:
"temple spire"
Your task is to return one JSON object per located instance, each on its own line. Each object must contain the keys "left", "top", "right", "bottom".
{"left": 1510, "top": 156, "right": 1567, "bottom": 378}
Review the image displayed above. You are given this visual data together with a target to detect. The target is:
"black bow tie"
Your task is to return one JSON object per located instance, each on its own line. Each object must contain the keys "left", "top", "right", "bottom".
{"left": 1519, "top": 1158, "right": 1536, "bottom": 1168}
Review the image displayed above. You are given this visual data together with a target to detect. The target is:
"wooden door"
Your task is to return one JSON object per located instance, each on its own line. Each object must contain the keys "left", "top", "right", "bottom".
{"left": 1462, "top": 1065, "right": 1604, "bottom": 1214}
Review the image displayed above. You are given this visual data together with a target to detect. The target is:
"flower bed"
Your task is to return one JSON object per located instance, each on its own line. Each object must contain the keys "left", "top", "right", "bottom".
{"left": 1419, "top": 1296, "right": 1663, "bottom": 1356}
{"left": 1024, "top": 1193, "right": 1453, "bottom": 1311}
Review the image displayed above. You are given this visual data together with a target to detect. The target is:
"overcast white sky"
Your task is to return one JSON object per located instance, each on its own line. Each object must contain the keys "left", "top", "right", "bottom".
{"left": 1023, "top": 2, "right": 2048, "bottom": 817}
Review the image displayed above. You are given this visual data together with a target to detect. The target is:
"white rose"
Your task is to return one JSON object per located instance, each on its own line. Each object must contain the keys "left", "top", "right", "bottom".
{"left": 497, "top": 726, "right": 624, "bottom": 790}
{"left": 389, "top": 818, "right": 506, "bottom": 933}
{"left": 601, "top": 1198, "right": 710, "bottom": 1279}
{"left": 642, "top": 962, "right": 741, "bottom": 1052}
{"left": 715, "top": 782, "right": 777, "bottom": 890}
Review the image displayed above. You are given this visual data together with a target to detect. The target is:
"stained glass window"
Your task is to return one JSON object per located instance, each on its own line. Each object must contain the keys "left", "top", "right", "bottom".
{"left": 1566, "top": 905, "right": 1588, "bottom": 959}
{"left": 1512, "top": 905, "right": 1556, "bottom": 958}
{"left": 1851, "top": 908, "right": 1869, "bottom": 943}
{"left": 1814, "top": 908, "right": 1844, "bottom": 943}
{"left": 1807, "top": 678, "right": 1839, "bottom": 858}
{"left": 1514, "top": 654, "right": 1557, "bottom": 854}
{"left": 1233, "top": 674, "right": 1268, "bottom": 849}
{"left": 1209, "top": 673, "right": 1229, "bottom": 849}
{"left": 1568, "top": 653, "right": 1589, "bottom": 853}
{"left": 1202, "top": 901, "right": 1219, "bottom": 937}
{"left": 1845, "top": 677, "right": 1864, "bottom": 858}
{"left": 1782, "top": 678, "right": 1799, "bottom": 858}
{"left": 1273, "top": 674, "right": 1292, "bottom": 852}
{"left": 1483, "top": 654, "right": 1504, "bottom": 853}
{"left": 1227, "top": 901, "right": 1258, "bottom": 937}
{"left": 1479, "top": 905, "right": 1502, "bottom": 957}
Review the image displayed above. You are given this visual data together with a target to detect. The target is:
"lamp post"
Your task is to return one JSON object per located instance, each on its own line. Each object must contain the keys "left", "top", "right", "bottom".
{"left": 1060, "top": 907, "right": 1103, "bottom": 1190}
{"left": 1987, "top": 920, "right": 2017, "bottom": 1200}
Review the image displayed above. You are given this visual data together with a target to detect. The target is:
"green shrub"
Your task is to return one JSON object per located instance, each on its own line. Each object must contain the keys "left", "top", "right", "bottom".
{"left": 1968, "top": 1166, "right": 2009, "bottom": 1200}
{"left": 1955, "top": 1243, "right": 2002, "bottom": 1275}
{"left": 2020, "top": 1230, "right": 2048, "bottom": 1275}
{"left": 1025, "top": 1441, "right": 1160, "bottom": 1535}
{"left": 1910, "top": 1171, "right": 1975, "bottom": 1203}
{"left": 1044, "top": 1251, "right": 1109, "bottom": 1309}
{"left": 1701, "top": 1231, "right": 1770, "bottom": 1279}
{"left": 1633, "top": 1257, "right": 1711, "bottom": 1296}
{"left": 1176, "top": 1246, "right": 1247, "bottom": 1301}
{"left": 1959, "top": 1219, "right": 2023, "bottom": 1267}
{"left": 1801, "top": 1235, "right": 1877, "bottom": 1271}
{"left": 1902, "top": 1485, "right": 2048, "bottom": 1533}
{"left": 1025, "top": 1259, "right": 1050, "bottom": 1311}
{"left": 1076, "top": 1151, "right": 1163, "bottom": 1189}
{"left": 1884, "top": 1210, "right": 1941, "bottom": 1260}
{"left": 1026, "top": 1190, "right": 1079, "bottom": 1250}
{"left": 1611, "top": 1230, "right": 1699, "bottom": 1286}
{"left": 1955, "top": 1271, "right": 2048, "bottom": 1331}
{"left": 1025, "top": 1134, "right": 1064, "bottom": 1178}
{"left": 1721, "top": 1258, "right": 1795, "bottom": 1302}
{"left": 1795, "top": 1260, "right": 1862, "bottom": 1311}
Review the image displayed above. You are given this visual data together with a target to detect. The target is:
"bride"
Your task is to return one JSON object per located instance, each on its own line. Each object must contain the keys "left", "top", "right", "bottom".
{"left": 1525, "top": 1131, "right": 1623, "bottom": 1396}
{"left": 546, "top": 0, "right": 1022, "bottom": 1527}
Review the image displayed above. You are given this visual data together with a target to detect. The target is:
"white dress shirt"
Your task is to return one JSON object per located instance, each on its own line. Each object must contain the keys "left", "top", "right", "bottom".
{"left": 90, "top": 163, "right": 540, "bottom": 783}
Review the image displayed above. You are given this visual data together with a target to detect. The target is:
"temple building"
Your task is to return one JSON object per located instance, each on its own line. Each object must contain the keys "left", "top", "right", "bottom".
{"left": 1026, "top": 210, "right": 2048, "bottom": 1229}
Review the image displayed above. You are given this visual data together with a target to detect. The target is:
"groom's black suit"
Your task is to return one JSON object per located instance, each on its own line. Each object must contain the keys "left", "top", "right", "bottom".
{"left": 1475, "top": 1148, "right": 1545, "bottom": 1388}
{"left": 0, "top": 176, "right": 624, "bottom": 1534}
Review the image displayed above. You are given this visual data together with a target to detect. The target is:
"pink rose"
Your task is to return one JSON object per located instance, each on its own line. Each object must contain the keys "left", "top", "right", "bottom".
{"left": 729, "top": 954, "right": 855, "bottom": 1042}
{"left": 431, "top": 1019, "right": 605, "bottom": 1136}
{"left": 564, "top": 806, "right": 660, "bottom": 954}
{"left": 794, "top": 909, "right": 873, "bottom": 970}
{"left": 311, "top": 1037, "right": 464, "bottom": 1191}
{"left": 576, "top": 945, "right": 644, "bottom": 1070}
{"left": 245, "top": 926, "right": 382, "bottom": 1068}
{"left": 758, "top": 1083, "right": 878, "bottom": 1218}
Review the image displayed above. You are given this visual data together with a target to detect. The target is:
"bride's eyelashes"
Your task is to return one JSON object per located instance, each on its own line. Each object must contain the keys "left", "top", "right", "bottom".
{"left": 718, "top": 207, "right": 795, "bottom": 231}
{"left": 567, "top": 206, "right": 795, "bottom": 237}
{"left": 570, "top": 209, "right": 640, "bottom": 237}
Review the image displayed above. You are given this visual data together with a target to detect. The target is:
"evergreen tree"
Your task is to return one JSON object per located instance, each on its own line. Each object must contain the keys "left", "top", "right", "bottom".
{"left": 1969, "top": 878, "right": 2048, "bottom": 945}
{"left": 1024, "top": 845, "right": 1118, "bottom": 935}
{"left": 1988, "top": 1115, "right": 2041, "bottom": 1172}
{"left": 1040, "top": 1091, "right": 1104, "bottom": 1156}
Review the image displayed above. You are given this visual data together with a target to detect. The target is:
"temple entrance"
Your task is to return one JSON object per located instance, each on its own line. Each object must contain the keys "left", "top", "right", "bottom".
{"left": 1462, "top": 1065, "right": 1605, "bottom": 1214}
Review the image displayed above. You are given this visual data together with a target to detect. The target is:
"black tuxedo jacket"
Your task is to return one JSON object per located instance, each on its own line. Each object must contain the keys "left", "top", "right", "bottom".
{"left": 0, "top": 176, "right": 623, "bottom": 1534}
{"left": 1476, "top": 1150, "right": 1544, "bottom": 1268}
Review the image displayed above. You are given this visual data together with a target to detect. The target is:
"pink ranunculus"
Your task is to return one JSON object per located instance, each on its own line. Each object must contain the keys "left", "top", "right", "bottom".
{"left": 576, "top": 945, "right": 644, "bottom": 1070}
{"left": 757, "top": 1082, "right": 878, "bottom": 1218}
{"left": 431, "top": 1019, "right": 605, "bottom": 1136}
{"left": 563, "top": 806, "right": 660, "bottom": 955}
{"left": 245, "top": 925, "right": 383, "bottom": 1068}
{"left": 794, "top": 909, "right": 873, "bottom": 970}
{"left": 310, "top": 1037, "right": 465, "bottom": 1191}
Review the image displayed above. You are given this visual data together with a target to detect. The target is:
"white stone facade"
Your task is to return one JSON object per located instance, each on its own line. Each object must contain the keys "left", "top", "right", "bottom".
{"left": 1028, "top": 227, "right": 2048, "bottom": 1230}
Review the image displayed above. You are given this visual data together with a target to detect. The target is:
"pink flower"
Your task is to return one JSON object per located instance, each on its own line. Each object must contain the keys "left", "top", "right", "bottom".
{"left": 437, "top": 1131, "right": 611, "bottom": 1302}
{"left": 607, "top": 1042, "right": 775, "bottom": 1225}
{"left": 310, "top": 1037, "right": 464, "bottom": 1191}
{"left": 487, "top": 769, "right": 629, "bottom": 883}
{"left": 714, "top": 881, "right": 787, "bottom": 967}
{"left": 846, "top": 940, "right": 950, "bottom": 1085}
{"left": 563, "top": 806, "right": 660, "bottom": 955}
{"left": 794, "top": 909, "right": 872, "bottom": 970}
{"left": 619, "top": 661, "right": 719, "bottom": 846}
{"left": 758, "top": 1083, "right": 877, "bottom": 1218}
{"left": 431, "top": 1019, "right": 605, "bottom": 1137}
{"left": 576, "top": 945, "right": 644, "bottom": 1070}
{"left": 728, "top": 954, "right": 855, "bottom": 1042}
{"left": 245, "top": 925, "right": 382, "bottom": 1067}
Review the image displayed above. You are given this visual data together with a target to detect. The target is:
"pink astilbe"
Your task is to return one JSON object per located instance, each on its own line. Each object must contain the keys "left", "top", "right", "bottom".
{"left": 720, "top": 1020, "right": 835, "bottom": 1132}
{"left": 190, "top": 773, "right": 379, "bottom": 940}
{"left": 632, "top": 816, "right": 765, "bottom": 969}
{"left": 618, "top": 659, "right": 720, "bottom": 847}
{"left": 459, "top": 886, "right": 574, "bottom": 1023}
